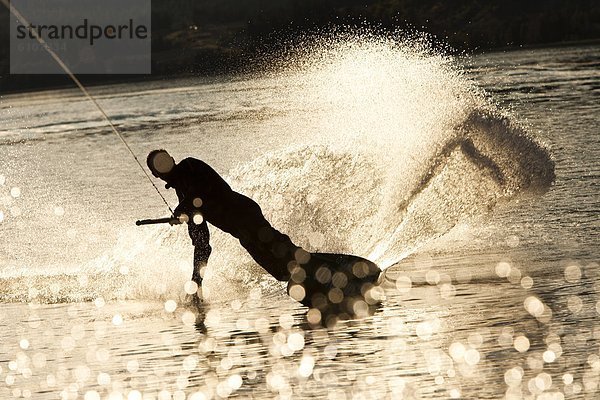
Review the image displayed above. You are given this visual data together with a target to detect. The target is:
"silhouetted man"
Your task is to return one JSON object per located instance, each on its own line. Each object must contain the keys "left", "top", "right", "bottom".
{"left": 147, "top": 149, "right": 300, "bottom": 285}
{"left": 146, "top": 149, "right": 381, "bottom": 315}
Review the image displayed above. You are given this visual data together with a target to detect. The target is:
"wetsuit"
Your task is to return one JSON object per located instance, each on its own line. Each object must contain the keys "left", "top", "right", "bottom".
{"left": 166, "top": 158, "right": 298, "bottom": 283}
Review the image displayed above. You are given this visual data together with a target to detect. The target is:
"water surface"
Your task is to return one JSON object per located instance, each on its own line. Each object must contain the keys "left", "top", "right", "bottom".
{"left": 0, "top": 41, "right": 598, "bottom": 399}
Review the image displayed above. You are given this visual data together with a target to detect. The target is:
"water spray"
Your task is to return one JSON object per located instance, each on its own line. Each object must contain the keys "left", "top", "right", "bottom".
{"left": 1, "top": 0, "right": 175, "bottom": 216}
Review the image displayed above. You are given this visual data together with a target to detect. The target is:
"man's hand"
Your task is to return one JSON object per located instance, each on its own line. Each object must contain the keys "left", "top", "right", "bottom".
{"left": 174, "top": 213, "right": 189, "bottom": 224}
{"left": 169, "top": 216, "right": 184, "bottom": 225}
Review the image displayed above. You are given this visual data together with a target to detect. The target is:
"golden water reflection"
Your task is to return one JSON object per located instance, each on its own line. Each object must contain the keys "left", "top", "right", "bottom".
{"left": 1, "top": 251, "right": 598, "bottom": 399}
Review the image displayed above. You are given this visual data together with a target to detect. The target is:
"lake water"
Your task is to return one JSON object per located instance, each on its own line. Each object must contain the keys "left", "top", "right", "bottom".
{"left": 0, "top": 38, "right": 598, "bottom": 399}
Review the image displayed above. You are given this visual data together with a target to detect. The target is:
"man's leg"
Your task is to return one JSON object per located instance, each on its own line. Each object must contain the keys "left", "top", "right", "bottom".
{"left": 191, "top": 222, "right": 211, "bottom": 286}
{"left": 193, "top": 241, "right": 211, "bottom": 286}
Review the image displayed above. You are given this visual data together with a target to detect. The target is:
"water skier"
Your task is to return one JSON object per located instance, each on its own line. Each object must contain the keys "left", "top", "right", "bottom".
{"left": 145, "top": 149, "right": 381, "bottom": 314}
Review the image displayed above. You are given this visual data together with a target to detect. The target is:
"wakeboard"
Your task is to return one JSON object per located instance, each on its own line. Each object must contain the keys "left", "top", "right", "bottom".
{"left": 287, "top": 252, "right": 382, "bottom": 319}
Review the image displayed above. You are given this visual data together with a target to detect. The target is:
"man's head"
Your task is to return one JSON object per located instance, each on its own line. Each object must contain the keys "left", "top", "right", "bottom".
{"left": 147, "top": 149, "right": 175, "bottom": 180}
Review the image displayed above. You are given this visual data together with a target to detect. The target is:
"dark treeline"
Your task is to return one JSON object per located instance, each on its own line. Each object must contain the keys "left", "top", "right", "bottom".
{"left": 1, "top": 0, "right": 599, "bottom": 92}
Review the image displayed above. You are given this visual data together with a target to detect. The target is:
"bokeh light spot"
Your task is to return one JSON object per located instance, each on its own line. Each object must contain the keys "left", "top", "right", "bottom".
{"left": 564, "top": 264, "right": 582, "bottom": 283}
{"left": 524, "top": 296, "right": 545, "bottom": 317}
{"left": 395, "top": 276, "right": 412, "bottom": 293}
{"left": 307, "top": 308, "right": 322, "bottom": 325}
{"left": 192, "top": 213, "right": 204, "bottom": 224}
{"left": 164, "top": 300, "right": 177, "bottom": 313}
{"left": 521, "top": 276, "right": 534, "bottom": 289}
{"left": 184, "top": 281, "right": 199, "bottom": 295}
{"left": 112, "top": 314, "right": 123, "bottom": 326}
{"left": 514, "top": 336, "right": 530, "bottom": 353}
{"left": 495, "top": 261, "right": 511, "bottom": 278}
{"left": 289, "top": 284, "right": 306, "bottom": 302}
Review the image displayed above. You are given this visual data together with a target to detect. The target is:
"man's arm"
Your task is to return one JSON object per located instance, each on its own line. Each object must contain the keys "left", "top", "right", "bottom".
{"left": 173, "top": 196, "right": 194, "bottom": 219}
